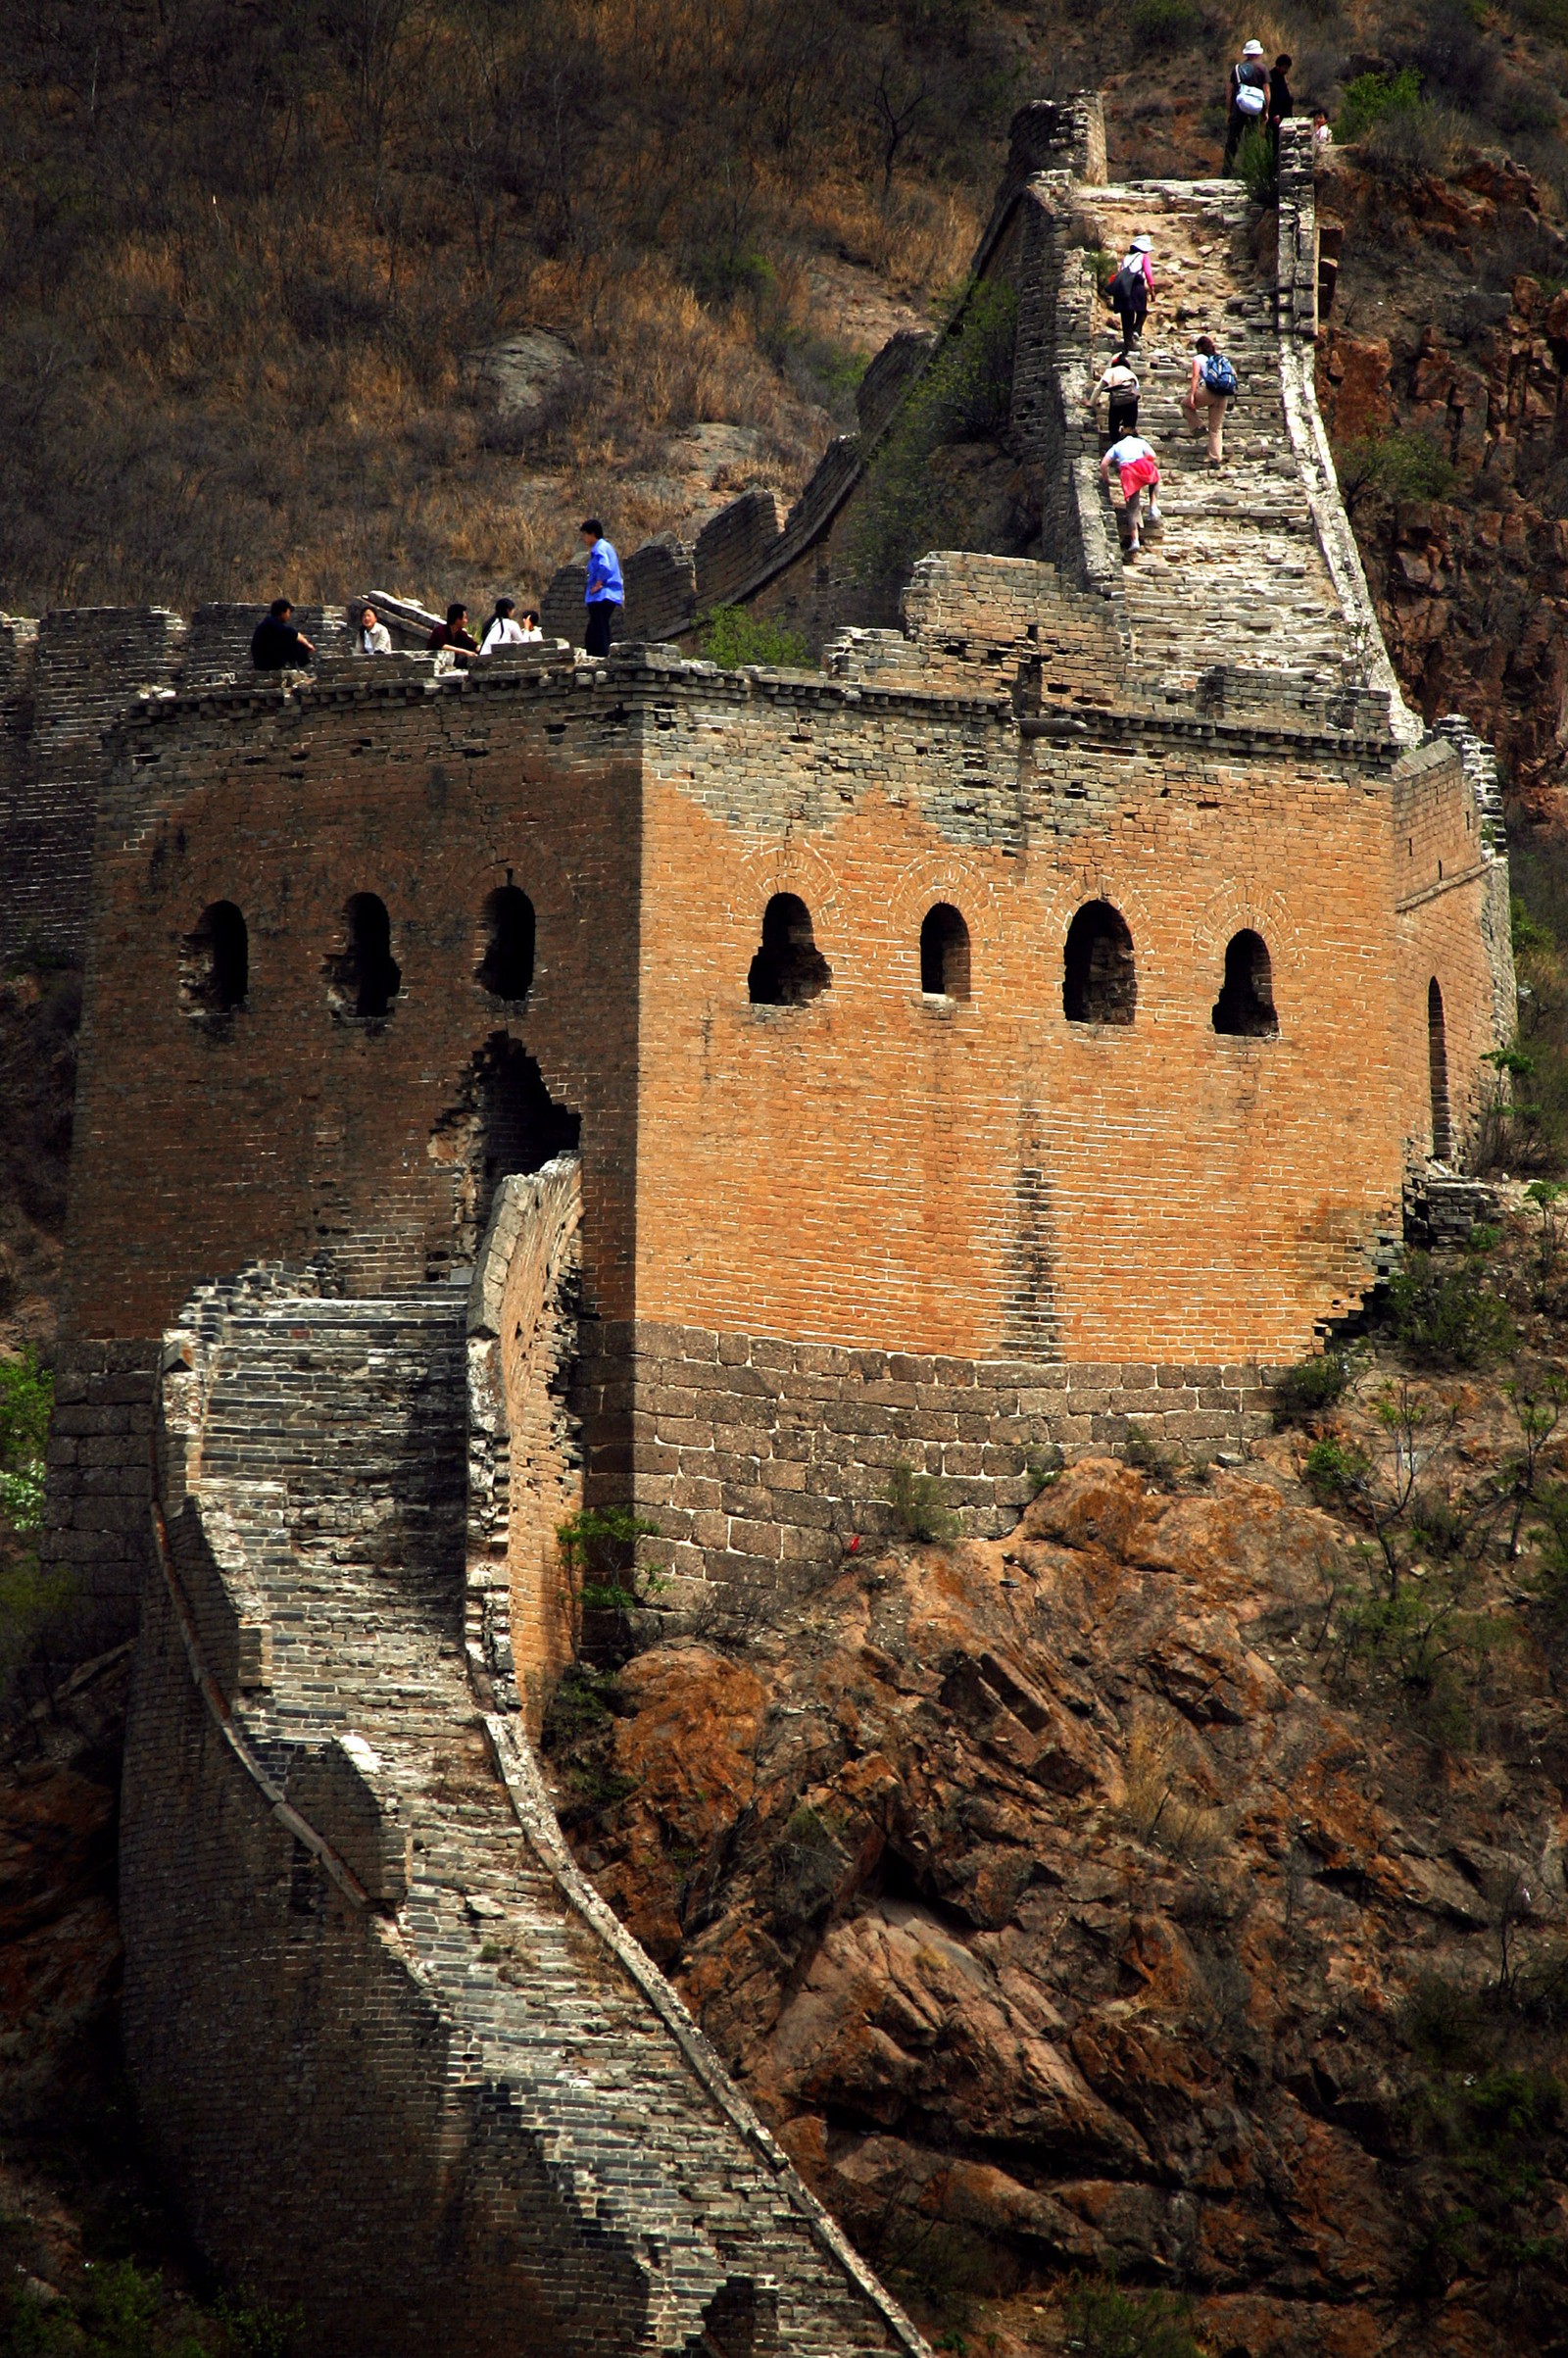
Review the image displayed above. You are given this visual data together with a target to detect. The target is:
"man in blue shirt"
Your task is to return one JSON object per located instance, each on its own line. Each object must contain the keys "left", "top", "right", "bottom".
{"left": 579, "top": 517, "right": 623, "bottom": 656}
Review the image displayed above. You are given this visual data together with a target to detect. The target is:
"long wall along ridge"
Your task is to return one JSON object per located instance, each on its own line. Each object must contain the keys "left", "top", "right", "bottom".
{"left": 21, "top": 92, "right": 1514, "bottom": 2355}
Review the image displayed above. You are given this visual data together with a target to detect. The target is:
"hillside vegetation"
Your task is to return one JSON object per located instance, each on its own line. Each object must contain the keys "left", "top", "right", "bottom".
{"left": 5, "top": 0, "right": 1566, "bottom": 619}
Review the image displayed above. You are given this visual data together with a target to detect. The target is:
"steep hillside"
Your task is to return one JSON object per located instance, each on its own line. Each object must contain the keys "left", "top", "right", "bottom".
{"left": 3, "top": 0, "right": 1564, "bottom": 623}
{"left": 551, "top": 1204, "right": 1568, "bottom": 2356}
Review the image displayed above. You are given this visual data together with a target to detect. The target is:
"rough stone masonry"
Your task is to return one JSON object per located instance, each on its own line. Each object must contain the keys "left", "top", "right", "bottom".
{"left": 15, "top": 93, "right": 1515, "bottom": 2355}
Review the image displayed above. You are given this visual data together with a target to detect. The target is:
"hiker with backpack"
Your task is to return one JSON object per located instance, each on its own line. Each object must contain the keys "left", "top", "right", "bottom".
{"left": 1100, "top": 430, "right": 1162, "bottom": 559}
{"left": 1224, "top": 39, "right": 1270, "bottom": 170}
{"left": 1107, "top": 234, "right": 1153, "bottom": 347}
{"left": 1182, "top": 335, "right": 1236, "bottom": 465}
{"left": 1086, "top": 349, "right": 1141, "bottom": 441}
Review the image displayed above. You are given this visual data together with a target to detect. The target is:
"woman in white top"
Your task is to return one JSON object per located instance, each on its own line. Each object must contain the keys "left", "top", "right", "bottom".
{"left": 480, "top": 597, "right": 527, "bottom": 654}
{"left": 354, "top": 605, "right": 392, "bottom": 655}
{"left": 1086, "top": 351, "right": 1139, "bottom": 440}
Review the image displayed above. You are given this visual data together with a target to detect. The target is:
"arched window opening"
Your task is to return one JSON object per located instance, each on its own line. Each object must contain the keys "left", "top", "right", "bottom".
{"left": 179, "top": 900, "right": 248, "bottom": 1017}
{"left": 1211, "top": 929, "right": 1278, "bottom": 1038}
{"left": 1429, "top": 976, "right": 1452, "bottom": 1161}
{"left": 920, "top": 903, "right": 971, "bottom": 1000}
{"left": 430, "top": 1033, "right": 582, "bottom": 1263}
{"left": 1062, "top": 901, "right": 1136, "bottom": 1025}
{"left": 325, "top": 893, "right": 402, "bottom": 1021}
{"left": 748, "top": 893, "right": 831, "bottom": 1007}
{"left": 476, "top": 885, "right": 536, "bottom": 1000}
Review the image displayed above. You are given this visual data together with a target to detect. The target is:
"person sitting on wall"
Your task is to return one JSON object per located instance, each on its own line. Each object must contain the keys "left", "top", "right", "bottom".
{"left": 479, "top": 596, "right": 526, "bottom": 655}
{"left": 518, "top": 609, "right": 544, "bottom": 642}
{"left": 250, "top": 598, "right": 316, "bottom": 670}
{"left": 354, "top": 604, "right": 392, "bottom": 656}
{"left": 580, "top": 518, "right": 623, "bottom": 658}
{"left": 427, "top": 602, "right": 479, "bottom": 665}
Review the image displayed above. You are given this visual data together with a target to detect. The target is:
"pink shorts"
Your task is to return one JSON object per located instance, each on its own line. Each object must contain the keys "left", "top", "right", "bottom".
{"left": 1117, "top": 458, "right": 1160, "bottom": 499}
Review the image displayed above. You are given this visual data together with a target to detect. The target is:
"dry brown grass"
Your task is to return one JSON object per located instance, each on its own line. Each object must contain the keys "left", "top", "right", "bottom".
{"left": 0, "top": 0, "right": 1007, "bottom": 614}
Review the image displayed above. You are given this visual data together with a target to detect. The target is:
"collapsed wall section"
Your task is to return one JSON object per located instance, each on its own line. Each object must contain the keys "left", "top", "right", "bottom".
{"left": 122, "top": 1224, "right": 925, "bottom": 2357}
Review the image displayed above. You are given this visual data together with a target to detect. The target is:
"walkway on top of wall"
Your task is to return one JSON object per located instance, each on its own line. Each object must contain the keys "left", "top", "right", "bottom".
{"left": 137, "top": 1256, "right": 924, "bottom": 2358}
{"left": 1087, "top": 180, "right": 1352, "bottom": 690}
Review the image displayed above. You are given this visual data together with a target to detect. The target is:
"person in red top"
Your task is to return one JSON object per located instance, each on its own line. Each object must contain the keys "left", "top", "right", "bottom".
{"left": 427, "top": 602, "right": 478, "bottom": 663}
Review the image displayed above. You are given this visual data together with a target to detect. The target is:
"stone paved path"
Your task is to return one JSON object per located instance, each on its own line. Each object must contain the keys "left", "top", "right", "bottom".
{"left": 180, "top": 1275, "right": 913, "bottom": 2357}
{"left": 1090, "top": 182, "right": 1351, "bottom": 690}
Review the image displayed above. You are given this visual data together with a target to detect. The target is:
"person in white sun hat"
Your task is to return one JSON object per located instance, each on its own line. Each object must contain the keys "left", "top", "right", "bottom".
{"left": 1225, "top": 39, "right": 1269, "bottom": 171}
{"left": 1107, "top": 231, "right": 1154, "bottom": 346}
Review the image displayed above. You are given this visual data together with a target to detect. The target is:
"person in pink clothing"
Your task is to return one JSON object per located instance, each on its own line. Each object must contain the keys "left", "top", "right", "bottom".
{"left": 1101, "top": 432, "right": 1162, "bottom": 557}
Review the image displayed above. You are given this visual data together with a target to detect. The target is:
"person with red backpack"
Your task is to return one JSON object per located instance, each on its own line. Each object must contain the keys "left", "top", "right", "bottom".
{"left": 1181, "top": 335, "right": 1237, "bottom": 465}
{"left": 1224, "top": 40, "right": 1269, "bottom": 170}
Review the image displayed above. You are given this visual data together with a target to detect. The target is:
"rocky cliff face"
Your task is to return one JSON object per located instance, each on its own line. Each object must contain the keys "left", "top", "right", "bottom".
{"left": 1318, "top": 147, "right": 1568, "bottom": 825}
{"left": 552, "top": 1340, "right": 1568, "bottom": 2355}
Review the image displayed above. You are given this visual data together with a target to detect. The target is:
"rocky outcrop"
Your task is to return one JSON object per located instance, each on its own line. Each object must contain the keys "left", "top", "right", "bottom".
{"left": 1318, "top": 147, "right": 1568, "bottom": 822}
{"left": 557, "top": 1455, "right": 1568, "bottom": 2355}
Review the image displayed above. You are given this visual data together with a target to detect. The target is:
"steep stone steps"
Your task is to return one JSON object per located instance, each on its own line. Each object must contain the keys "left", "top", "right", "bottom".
{"left": 1086, "top": 182, "right": 1352, "bottom": 687}
{"left": 163, "top": 1269, "right": 907, "bottom": 2356}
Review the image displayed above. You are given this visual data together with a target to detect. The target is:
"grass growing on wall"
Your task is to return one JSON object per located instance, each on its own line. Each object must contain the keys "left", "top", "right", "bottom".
{"left": 851, "top": 275, "right": 1019, "bottom": 596}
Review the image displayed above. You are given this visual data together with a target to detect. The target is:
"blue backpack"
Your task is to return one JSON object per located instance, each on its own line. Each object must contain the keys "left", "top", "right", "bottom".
{"left": 1202, "top": 353, "right": 1238, "bottom": 396}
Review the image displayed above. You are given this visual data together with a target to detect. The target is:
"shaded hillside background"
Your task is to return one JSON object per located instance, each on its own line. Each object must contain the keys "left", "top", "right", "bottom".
{"left": 0, "top": 0, "right": 1562, "bottom": 622}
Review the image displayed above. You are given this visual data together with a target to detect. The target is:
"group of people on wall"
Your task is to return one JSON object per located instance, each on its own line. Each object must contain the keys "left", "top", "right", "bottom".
{"left": 1089, "top": 235, "right": 1238, "bottom": 559}
{"left": 250, "top": 521, "right": 625, "bottom": 672}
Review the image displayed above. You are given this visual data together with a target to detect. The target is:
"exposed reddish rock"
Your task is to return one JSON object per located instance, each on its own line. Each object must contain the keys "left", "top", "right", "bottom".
{"left": 557, "top": 1453, "right": 1568, "bottom": 2352}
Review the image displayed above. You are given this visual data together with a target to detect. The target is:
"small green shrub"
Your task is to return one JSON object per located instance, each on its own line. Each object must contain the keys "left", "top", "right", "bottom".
{"left": 1122, "top": 1423, "right": 1179, "bottom": 1485}
{"left": 1338, "top": 65, "right": 1423, "bottom": 142}
{"left": 557, "top": 1506, "right": 662, "bottom": 1612}
{"left": 887, "top": 1460, "right": 957, "bottom": 1544}
{"left": 1131, "top": 0, "right": 1203, "bottom": 50}
{"left": 853, "top": 276, "right": 1018, "bottom": 595}
{"left": 1235, "top": 123, "right": 1278, "bottom": 207}
{"left": 1339, "top": 427, "right": 1457, "bottom": 507}
{"left": 1304, "top": 1435, "right": 1368, "bottom": 1498}
{"left": 1387, "top": 1254, "right": 1515, "bottom": 1368}
{"left": 1272, "top": 1350, "right": 1350, "bottom": 1426}
{"left": 0, "top": 1347, "right": 51, "bottom": 1530}
{"left": 698, "top": 605, "right": 811, "bottom": 670}
{"left": 1062, "top": 2271, "right": 1202, "bottom": 2358}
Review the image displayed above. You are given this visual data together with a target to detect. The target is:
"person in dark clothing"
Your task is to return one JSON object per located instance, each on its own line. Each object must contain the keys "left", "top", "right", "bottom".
{"left": 1223, "top": 40, "right": 1269, "bottom": 170}
{"left": 1267, "top": 54, "right": 1294, "bottom": 153}
{"left": 250, "top": 598, "right": 316, "bottom": 670}
{"left": 427, "top": 602, "right": 478, "bottom": 663}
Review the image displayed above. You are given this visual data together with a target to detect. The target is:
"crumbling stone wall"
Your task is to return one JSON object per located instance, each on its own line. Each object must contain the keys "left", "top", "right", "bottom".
{"left": 123, "top": 1240, "right": 925, "bottom": 2356}
{"left": 466, "top": 1158, "right": 584, "bottom": 1726}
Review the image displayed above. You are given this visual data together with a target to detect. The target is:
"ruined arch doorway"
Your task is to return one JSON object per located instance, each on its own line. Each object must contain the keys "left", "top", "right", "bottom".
{"left": 325, "top": 893, "right": 402, "bottom": 1020}
{"left": 920, "top": 903, "right": 971, "bottom": 1000}
{"left": 180, "top": 901, "right": 248, "bottom": 1016}
{"left": 477, "top": 885, "right": 536, "bottom": 1001}
{"left": 1428, "top": 977, "right": 1451, "bottom": 1160}
{"left": 748, "top": 894, "right": 831, "bottom": 1006}
{"left": 431, "top": 1033, "right": 581, "bottom": 1262}
{"left": 1211, "top": 929, "right": 1278, "bottom": 1037}
{"left": 1062, "top": 901, "right": 1136, "bottom": 1025}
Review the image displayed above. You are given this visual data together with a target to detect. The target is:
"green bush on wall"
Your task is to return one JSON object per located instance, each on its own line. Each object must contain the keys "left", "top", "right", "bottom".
{"left": 698, "top": 605, "right": 812, "bottom": 669}
{"left": 852, "top": 275, "right": 1019, "bottom": 597}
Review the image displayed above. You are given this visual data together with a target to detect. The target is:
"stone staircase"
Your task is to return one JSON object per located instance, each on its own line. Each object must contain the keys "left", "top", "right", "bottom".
{"left": 134, "top": 1263, "right": 920, "bottom": 2357}
{"left": 1089, "top": 183, "right": 1353, "bottom": 690}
